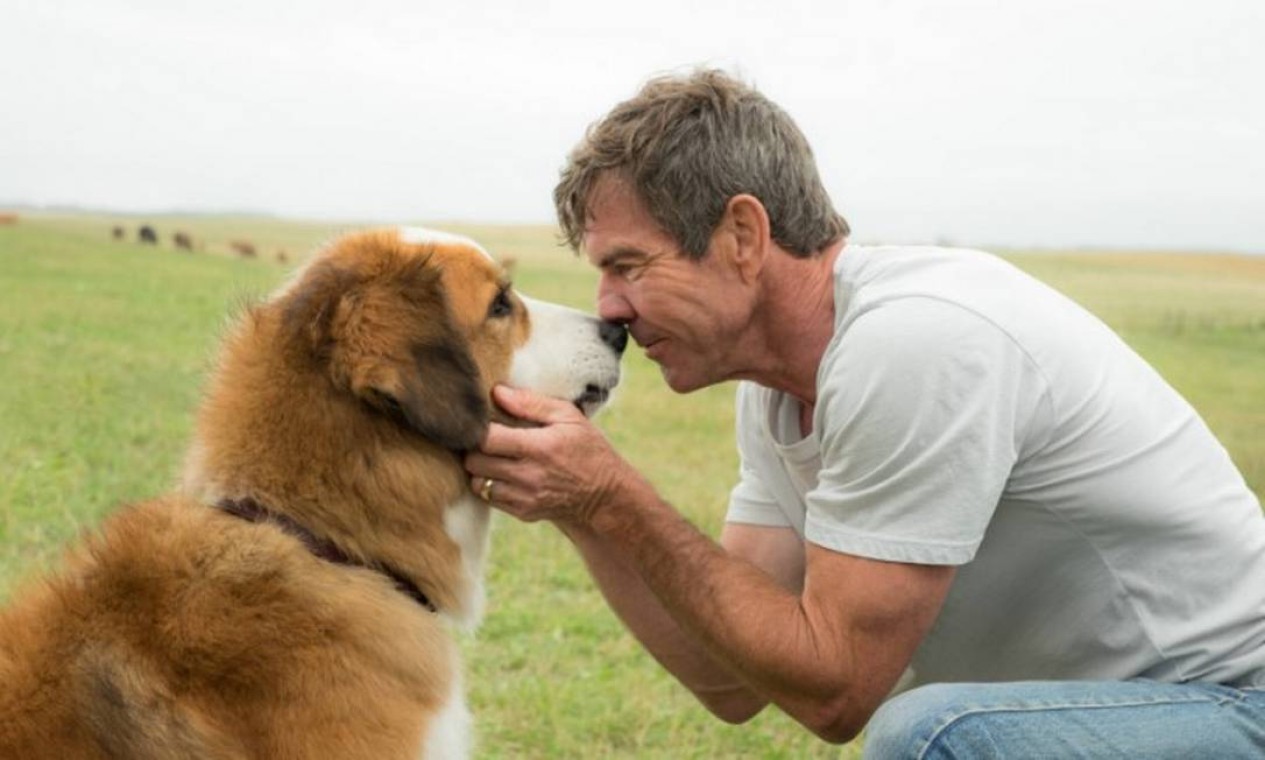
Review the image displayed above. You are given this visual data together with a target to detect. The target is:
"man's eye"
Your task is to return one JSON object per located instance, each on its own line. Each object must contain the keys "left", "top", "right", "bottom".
{"left": 489, "top": 290, "right": 514, "bottom": 318}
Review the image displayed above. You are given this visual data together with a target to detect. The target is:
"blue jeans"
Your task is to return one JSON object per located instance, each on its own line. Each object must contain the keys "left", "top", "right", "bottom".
{"left": 863, "top": 679, "right": 1265, "bottom": 759}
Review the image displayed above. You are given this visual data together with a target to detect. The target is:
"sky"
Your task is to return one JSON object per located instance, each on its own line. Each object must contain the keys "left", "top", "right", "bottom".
{"left": 3, "top": 0, "right": 1263, "bottom": 253}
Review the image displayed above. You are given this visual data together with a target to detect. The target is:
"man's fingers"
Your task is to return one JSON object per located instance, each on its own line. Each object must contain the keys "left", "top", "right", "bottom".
{"left": 493, "top": 385, "right": 581, "bottom": 425}
{"left": 464, "top": 475, "right": 541, "bottom": 522}
{"left": 469, "top": 472, "right": 509, "bottom": 504}
{"left": 464, "top": 449, "right": 521, "bottom": 481}
{"left": 464, "top": 453, "right": 525, "bottom": 503}
{"left": 477, "top": 422, "right": 537, "bottom": 458}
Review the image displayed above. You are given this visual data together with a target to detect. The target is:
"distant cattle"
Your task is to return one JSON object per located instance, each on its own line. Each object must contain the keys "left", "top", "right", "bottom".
{"left": 111, "top": 226, "right": 125, "bottom": 240}
{"left": 138, "top": 225, "right": 158, "bottom": 244}
{"left": 0, "top": 213, "right": 18, "bottom": 225}
{"left": 230, "top": 240, "right": 258, "bottom": 258}
{"left": 173, "top": 231, "right": 194, "bottom": 251}
{"left": 275, "top": 249, "right": 289, "bottom": 264}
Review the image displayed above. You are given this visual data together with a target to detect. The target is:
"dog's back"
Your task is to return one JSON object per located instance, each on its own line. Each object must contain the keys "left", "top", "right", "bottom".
{"left": 0, "top": 496, "right": 457, "bottom": 759}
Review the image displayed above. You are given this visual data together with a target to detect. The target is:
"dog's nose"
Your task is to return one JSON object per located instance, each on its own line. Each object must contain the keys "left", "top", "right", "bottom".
{"left": 599, "top": 320, "right": 629, "bottom": 355}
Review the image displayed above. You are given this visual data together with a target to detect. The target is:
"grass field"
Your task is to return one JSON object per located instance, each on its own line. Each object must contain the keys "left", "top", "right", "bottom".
{"left": 2, "top": 214, "right": 1262, "bottom": 758}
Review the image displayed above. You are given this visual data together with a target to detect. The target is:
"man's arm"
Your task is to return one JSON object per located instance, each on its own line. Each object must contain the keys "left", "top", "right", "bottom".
{"left": 559, "top": 521, "right": 804, "bottom": 723}
{"left": 586, "top": 476, "right": 953, "bottom": 742}
{"left": 466, "top": 386, "right": 954, "bottom": 743}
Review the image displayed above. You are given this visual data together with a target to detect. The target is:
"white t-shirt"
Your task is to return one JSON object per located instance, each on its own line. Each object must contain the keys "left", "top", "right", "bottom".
{"left": 728, "top": 245, "right": 1265, "bottom": 688}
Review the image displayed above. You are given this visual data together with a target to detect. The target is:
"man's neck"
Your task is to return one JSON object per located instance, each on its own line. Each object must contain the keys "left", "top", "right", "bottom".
{"left": 738, "top": 240, "right": 844, "bottom": 407}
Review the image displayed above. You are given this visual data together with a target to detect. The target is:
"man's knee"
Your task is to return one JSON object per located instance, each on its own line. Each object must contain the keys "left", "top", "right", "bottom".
{"left": 862, "top": 683, "right": 975, "bottom": 760}
{"left": 863, "top": 680, "right": 1265, "bottom": 759}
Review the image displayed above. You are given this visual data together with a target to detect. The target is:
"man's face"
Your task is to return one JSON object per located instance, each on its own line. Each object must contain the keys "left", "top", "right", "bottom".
{"left": 582, "top": 175, "right": 752, "bottom": 393}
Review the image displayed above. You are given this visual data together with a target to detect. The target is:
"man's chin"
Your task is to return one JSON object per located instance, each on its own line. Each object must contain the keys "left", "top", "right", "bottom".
{"left": 645, "top": 344, "right": 714, "bottom": 393}
{"left": 657, "top": 363, "right": 708, "bottom": 394}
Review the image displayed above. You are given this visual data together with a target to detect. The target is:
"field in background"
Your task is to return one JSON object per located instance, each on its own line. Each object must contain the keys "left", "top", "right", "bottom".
{"left": 2, "top": 214, "right": 1262, "bottom": 758}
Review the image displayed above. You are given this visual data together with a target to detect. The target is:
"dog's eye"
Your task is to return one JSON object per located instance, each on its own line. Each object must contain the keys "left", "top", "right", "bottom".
{"left": 488, "top": 288, "right": 514, "bottom": 319}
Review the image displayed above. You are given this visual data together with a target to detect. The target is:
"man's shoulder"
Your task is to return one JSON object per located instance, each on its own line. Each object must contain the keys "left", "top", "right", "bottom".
{"left": 834, "top": 244, "right": 1076, "bottom": 339}
{"left": 836, "top": 243, "right": 1012, "bottom": 285}
{"left": 839, "top": 242, "right": 1001, "bottom": 261}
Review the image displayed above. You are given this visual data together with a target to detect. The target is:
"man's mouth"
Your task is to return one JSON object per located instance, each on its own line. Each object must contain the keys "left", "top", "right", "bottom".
{"left": 632, "top": 329, "right": 662, "bottom": 350}
{"left": 641, "top": 338, "right": 667, "bottom": 360}
{"left": 629, "top": 326, "right": 655, "bottom": 349}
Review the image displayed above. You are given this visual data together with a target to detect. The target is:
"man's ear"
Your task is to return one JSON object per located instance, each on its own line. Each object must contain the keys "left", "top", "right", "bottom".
{"left": 717, "top": 194, "right": 770, "bottom": 284}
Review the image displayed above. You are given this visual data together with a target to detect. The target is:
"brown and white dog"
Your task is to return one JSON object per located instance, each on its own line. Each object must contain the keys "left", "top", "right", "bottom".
{"left": 0, "top": 227, "right": 625, "bottom": 759}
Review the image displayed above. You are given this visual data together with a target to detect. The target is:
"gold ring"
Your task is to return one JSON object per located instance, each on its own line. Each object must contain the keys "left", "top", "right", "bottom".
{"left": 479, "top": 477, "right": 495, "bottom": 502}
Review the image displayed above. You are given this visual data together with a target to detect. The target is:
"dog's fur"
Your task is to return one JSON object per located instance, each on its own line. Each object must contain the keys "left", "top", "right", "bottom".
{"left": 0, "top": 228, "right": 623, "bottom": 759}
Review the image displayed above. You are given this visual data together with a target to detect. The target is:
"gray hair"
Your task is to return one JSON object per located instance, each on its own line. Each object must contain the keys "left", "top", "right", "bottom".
{"left": 554, "top": 69, "right": 848, "bottom": 259}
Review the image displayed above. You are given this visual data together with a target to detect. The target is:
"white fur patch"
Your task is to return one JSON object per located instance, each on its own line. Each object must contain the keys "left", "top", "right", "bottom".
{"left": 510, "top": 296, "right": 622, "bottom": 415}
{"left": 420, "top": 673, "right": 473, "bottom": 760}
{"left": 398, "top": 227, "right": 493, "bottom": 261}
{"left": 442, "top": 494, "right": 492, "bottom": 632}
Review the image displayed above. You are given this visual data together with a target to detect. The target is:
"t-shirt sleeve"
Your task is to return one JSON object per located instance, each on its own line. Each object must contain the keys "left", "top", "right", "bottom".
{"left": 726, "top": 383, "right": 794, "bottom": 529}
{"left": 805, "top": 297, "right": 1044, "bottom": 565}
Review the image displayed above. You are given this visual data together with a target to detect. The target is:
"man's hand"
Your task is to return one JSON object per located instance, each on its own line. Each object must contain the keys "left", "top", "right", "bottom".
{"left": 464, "top": 385, "right": 642, "bottom": 527}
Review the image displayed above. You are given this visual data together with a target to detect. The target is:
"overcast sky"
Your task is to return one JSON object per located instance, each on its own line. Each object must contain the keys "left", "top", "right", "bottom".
{"left": 3, "top": 0, "right": 1262, "bottom": 252}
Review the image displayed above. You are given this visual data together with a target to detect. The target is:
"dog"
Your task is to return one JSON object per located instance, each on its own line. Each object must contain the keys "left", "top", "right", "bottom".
{"left": 0, "top": 227, "right": 626, "bottom": 758}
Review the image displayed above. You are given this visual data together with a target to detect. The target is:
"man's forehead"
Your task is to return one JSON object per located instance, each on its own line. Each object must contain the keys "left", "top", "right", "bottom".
{"left": 584, "top": 175, "right": 656, "bottom": 232}
{"left": 582, "top": 178, "right": 679, "bottom": 265}
{"left": 588, "top": 171, "right": 637, "bottom": 207}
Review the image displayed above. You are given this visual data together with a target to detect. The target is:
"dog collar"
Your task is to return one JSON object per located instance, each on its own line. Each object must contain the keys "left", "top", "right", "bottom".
{"left": 215, "top": 497, "right": 438, "bottom": 613}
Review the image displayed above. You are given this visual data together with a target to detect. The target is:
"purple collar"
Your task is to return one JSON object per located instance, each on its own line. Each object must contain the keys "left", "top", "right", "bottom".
{"left": 215, "top": 497, "right": 437, "bottom": 613}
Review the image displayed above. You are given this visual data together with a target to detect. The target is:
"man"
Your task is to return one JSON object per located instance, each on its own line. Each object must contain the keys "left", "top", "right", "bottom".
{"left": 464, "top": 69, "right": 1265, "bottom": 756}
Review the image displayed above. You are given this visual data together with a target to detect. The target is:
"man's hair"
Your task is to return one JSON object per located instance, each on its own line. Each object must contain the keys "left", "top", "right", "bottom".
{"left": 554, "top": 68, "right": 849, "bottom": 260}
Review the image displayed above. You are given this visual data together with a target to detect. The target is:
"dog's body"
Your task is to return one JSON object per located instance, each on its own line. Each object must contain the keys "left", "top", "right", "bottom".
{"left": 0, "top": 228, "right": 624, "bottom": 758}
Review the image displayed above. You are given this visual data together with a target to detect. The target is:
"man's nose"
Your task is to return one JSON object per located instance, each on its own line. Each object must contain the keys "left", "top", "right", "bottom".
{"left": 597, "top": 274, "right": 635, "bottom": 325}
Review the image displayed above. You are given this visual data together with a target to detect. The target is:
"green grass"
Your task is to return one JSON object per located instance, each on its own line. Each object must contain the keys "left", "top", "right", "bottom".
{"left": 0, "top": 220, "right": 282, "bottom": 584}
{"left": 2, "top": 214, "right": 1262, "bottom": 758}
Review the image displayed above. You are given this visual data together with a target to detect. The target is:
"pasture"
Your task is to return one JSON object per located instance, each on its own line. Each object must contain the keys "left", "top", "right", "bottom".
{"left": 1, "top": 214, "right": 1262, "bottom": 758}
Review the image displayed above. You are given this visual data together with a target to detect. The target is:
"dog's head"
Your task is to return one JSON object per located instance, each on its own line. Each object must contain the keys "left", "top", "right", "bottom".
{"left": 277, "top": 227, "right": 625, "bottom": 450}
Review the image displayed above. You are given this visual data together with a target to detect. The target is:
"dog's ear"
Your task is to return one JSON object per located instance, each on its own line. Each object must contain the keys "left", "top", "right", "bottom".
{"left": 360, "top": 334, "right": 489, "bottom": 451}
{"left": 283, "top": 258, "right": 490, "bottom": 450}
{"left": 282, "top": 261, "right": 354, "bottom": 363}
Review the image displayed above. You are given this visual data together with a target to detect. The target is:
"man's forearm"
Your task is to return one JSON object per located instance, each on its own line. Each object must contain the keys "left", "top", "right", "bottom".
{"left": 559, "top": 518, "right": 768, "bottom": 723}
{"left": 578, "top": 479, "right": 868, "bottom": 742}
